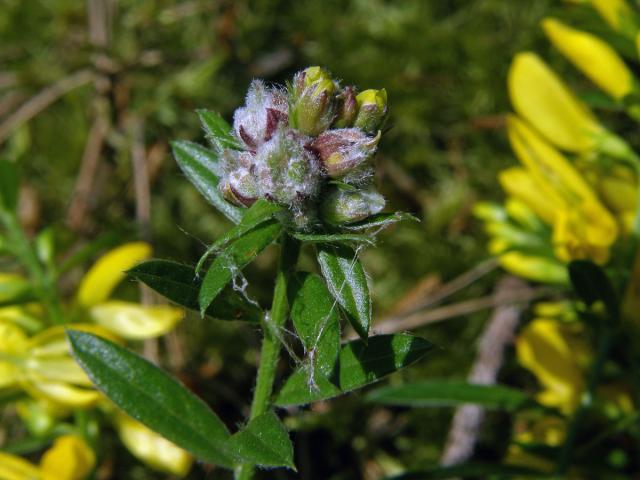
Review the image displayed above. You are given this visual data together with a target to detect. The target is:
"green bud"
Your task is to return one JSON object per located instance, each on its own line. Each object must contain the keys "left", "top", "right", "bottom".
{"left": 354, "top": 88, "right": 388, "bottom": 134}
{"left": 291, "top": 67, "right": 337, "bottom": 136}
{"left": 320, "top": 187, "right": 385, "bottom": 225}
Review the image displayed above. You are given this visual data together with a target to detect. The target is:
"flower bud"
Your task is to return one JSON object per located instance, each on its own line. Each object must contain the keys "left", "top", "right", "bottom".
{"left": 233, "top": 80, "right": 288, "bottom": 150}
{"left": 320, "top": 187, "right": 385, "bottom": 225}
{"left": 291, "top": 67, "right": 337, "bottom": 136}
{"left": 333, "top": 86, "right": 358, "bottom": 128}
{"left": 354, "top": 88, "right": 388, "bottom": 134}
{"left": 310, "top": 128, "right": 380, "bottom": 178}
{"left": 221, "top": 169, "right": 258, "bottom": 207}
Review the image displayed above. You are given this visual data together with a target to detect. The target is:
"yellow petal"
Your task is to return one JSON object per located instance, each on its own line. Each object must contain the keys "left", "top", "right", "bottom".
{"left": 40, "top": 435, "right": 95, "bottom": 480}
{"left": 76, "top": 242, "right": 152, "bottom": 307}
{"left": 591, "top": 0, "right": 635, "bottom": 32}
{"left": 516, "top": 318, "right": 585, "bottom": 413}
{"left": 0, "top": 451, "right": 40, "bottom": 480}
{"left": 113, "top": 412, "right": 192, "bottom": 476}
{"left": 542, "top": 18, "right": 634, "bottom": 100}
{"left": 498, "top": 168, "right": 558, "bottom": 225}
{"left": 20, "top": 378, "right": 101, "bottom": 408}
{"left": 508, "top": 52, "right": 602, "bottom": 152}
{"left": 498, "top": 252, "right": 568, "bottom": 284}
{"left": 89, "top": 301, "right": 183, "bottom": 340}
{"left": 0, "top": 320, "right": 29, "bottom": 354}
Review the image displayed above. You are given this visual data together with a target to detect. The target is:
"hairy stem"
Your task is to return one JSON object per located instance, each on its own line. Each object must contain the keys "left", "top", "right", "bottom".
{"left": 235, "top": 233, "right": 299, "bottom": 480}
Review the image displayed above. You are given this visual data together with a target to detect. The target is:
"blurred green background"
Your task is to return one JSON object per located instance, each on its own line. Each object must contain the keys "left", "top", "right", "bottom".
{"left": 0, "top": 0, "right": 593, "bottom": 478}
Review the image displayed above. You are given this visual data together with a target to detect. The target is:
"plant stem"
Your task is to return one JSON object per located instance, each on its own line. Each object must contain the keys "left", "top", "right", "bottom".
{"left": 235, "top": 233, "right": 299, "bottom": 480}
{"left": 556, "top": 327, "right": 613, "bottom": 475}
{"left": 0, "top": 209, "right": 63, "bottom": 324}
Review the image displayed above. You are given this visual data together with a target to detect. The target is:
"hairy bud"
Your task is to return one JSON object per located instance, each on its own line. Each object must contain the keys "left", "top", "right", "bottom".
{"left": 333, "top": 86, "right": 358, "bottom": 128}
{"left": 320, "top": 187, "right": 385, "bottom": 225}
{"left": 291, "top": 67, "right": 337, "bottom": 136}
{"left": 221, "top": 169, "right": 258, "bottom": 207}
{"left": 233, "top": 80, "right": 288, "bottom": 150}
{"left": 354, "top": 88, "right": 388, "bottom": 134}
{"left": 310, "top": 128, "right": 380, "bottom": 178}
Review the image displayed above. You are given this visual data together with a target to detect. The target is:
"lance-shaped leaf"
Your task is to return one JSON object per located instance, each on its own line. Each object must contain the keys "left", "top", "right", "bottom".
{"left": 67, "top": 330, "right": 236, "bottom": 467}
{"left": 228, "top": 411, "right": 295, "bottom": 469}
{"left": 275, "top": 334, "right": 433, "bottom": 406}
{"left": 127, "top": 260, "right": 261, "bottom": 322}
{"left": 199, "top": 220, "right": 282, "bottom": 314}
{"left": 288, "top": 272, "right": 340, "bottom": 378}
{"left": 196, "top": 199, "right": 283, "bottom": 275}
{"left": 366, "top": 381, "right": 534, "bottom": 411}
{"left": 197, "top": 109, "right": 242, "bottom": 151}
{"left": 317, "top": 244, "right": 371, "bottom": 339}
{"left": 171, "top": 140, "right": 243, "bottom": 224}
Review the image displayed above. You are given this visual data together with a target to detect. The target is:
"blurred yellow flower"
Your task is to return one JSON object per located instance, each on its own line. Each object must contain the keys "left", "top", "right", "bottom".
{"left": 516, "top": 318, "right": 586, "bottom": 413}
{"left": 590, "top": 0, "right": 635, "bottom": 33}
{"left": 506, "top": 115, "right": 618, "bottom": 263}
{"left": 498, "top": 252, "right": 568, "bottom": 285}
{"left": 508, "top": 52, "right": 602, "bottom": 153}
{"left": 542, "top": 18, "right": 634, "bottom": 100}
{"left": 77, "top": 242, "right": 183, "bottom": 340}
{"left": 0, "top": 435, "right": 94, "bottom": 480}
{"left": 113, "top": 411, "right": 193, "bottom": 477}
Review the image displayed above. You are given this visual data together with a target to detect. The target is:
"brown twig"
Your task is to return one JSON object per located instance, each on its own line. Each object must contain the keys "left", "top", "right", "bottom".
{"left": 66, "top": 109, "right": 109, "bottom": 231}
{"left": 440, "top": 277, "right": 527, "bottom": 466}
{"left": 346, "top": 284, "right": 549, "bottom": 340}
{"left": 0, "top": 69, "right": 94, "bottom": 144}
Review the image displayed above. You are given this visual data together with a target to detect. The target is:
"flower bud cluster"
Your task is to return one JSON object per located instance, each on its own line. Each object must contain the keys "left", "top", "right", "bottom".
{"left": 219, "top": 67, "right": 388, "bottom": 229}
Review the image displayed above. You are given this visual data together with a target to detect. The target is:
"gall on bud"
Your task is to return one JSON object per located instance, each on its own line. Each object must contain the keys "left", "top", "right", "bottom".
{"left": 290, "top": 66, "right": 337, "bottom": 136}
{"left": 354, "top": 88, "right": 388, "bottom": 134}
{"left": 333, "top": 86, "right": 358, "bottom": 128}
{"left": 320, "top": 187, "right": 385, "bottom": 225}
{"left": 310, "top": 128, "right": 380, "bottom": 178}
{"left": 233, "top": 80, "right": 288, "bottom": 151}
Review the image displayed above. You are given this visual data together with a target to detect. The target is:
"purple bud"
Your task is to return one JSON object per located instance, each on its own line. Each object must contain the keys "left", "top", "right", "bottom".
{"left": 310, "top": 128, "right": 380, "bottom": 178}
{"left": 333, "top": 86, "right": 358, "bottom": 128}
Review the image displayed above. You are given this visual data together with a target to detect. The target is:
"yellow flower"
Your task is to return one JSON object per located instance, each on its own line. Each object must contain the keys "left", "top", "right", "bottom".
{"left": 516, "top": 318, "right": 586, "bottom": 413}
{"left": 77, "top": 242, "right": 183, "bottom": 340}
{"left": 113, "top": 411, "right": 193, "bottom": 477}
{"left": 0, "top": 435, "right": 95, "bottom": 480}
{"left": 542, "top": 18, "right": 634, "bottom": 100}
{"left": 507, "top": 115, "right": 618, "bottom": 263}
{"left": 498, "top": 252, "right": 568, "bottom": 284}
{"left": 508, "top": 52, "right": 602, "bottom": 152}
{"left": 498, "top": 168, "right": 558, "bottom": 225}
{"left": 17, "top": 325, "right": 116, "bottom": 408}
{"left": 590, "top": 0, "right": 635, "bottom": 34}
{"left": 40, "top": 436, "right": 95, "bottom": 480}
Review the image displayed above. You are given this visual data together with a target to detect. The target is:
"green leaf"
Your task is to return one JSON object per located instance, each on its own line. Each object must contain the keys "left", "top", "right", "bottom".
{"left": 341, "top": 212, "right": 418, "bottom": 231}
{"left": 0, "top": 275, "right": 35, "bottom": 306}
{"left": 291, "top": 232, "right": 376, "bottom": 247}
{"left": 196, "top": 199, "right": 283, "bottom": 275}
{"left": 317, "top": 244, "right": 371, "bottom": 339}
{"left": 366, "top": 381, "right": 533, "bottom": 410}
{"left": 289, "top": 272, "right": 340, "bottom": 378}
{"left": 275, "top": 334, "right": 433, "bottom": 406}
{"left": 197, "top": 109, "right": 242, "bottom": 151}
{"left": 0, "top": 160, "right": 19, "bottom": 212}
{"left": 67, "top": 330, "right": 236, "bottom": 467}
{"left": 171, "top": 140, "right": 243, "bottom": 224}
{"left": 127, "top": 260, "right": 262, "bottom": 322}
{"left": 199, "top": 220, "right": 282, "bottom": 314}
{"left": 384, "top": 463, "right": 546, "bottom": 480}
{"left": 568, "top": 260, "right": 619, "bottom": 319}
{"left": 229, "top": 411, "right": 295, "bottom": 469}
